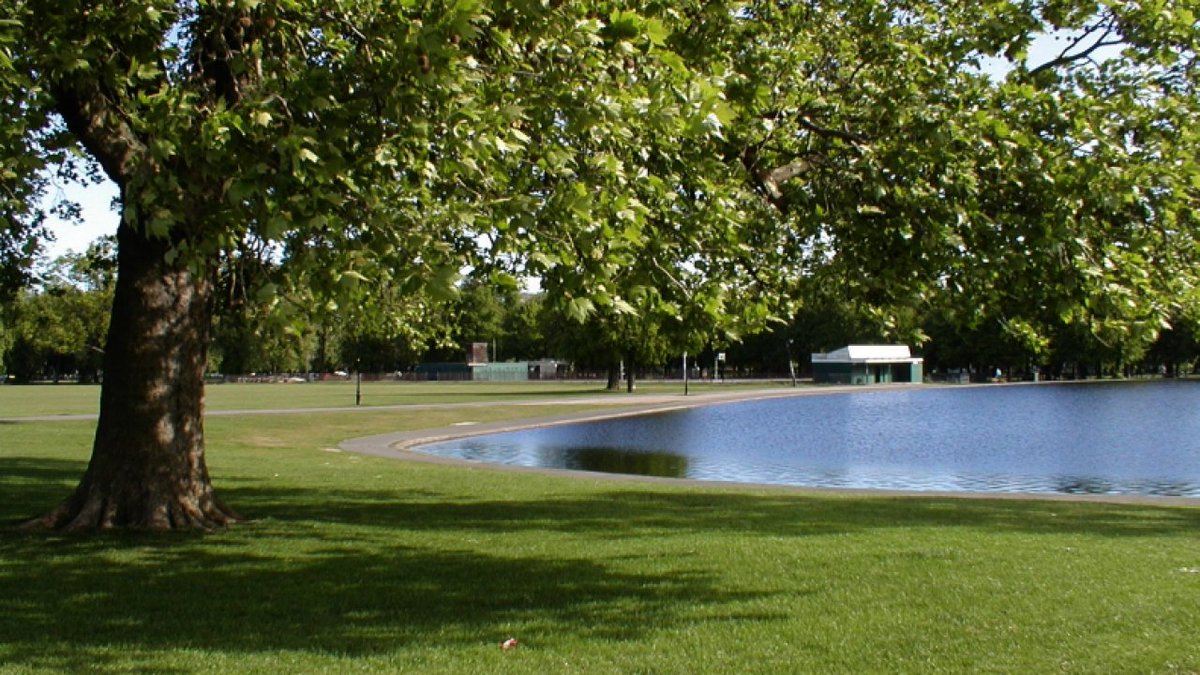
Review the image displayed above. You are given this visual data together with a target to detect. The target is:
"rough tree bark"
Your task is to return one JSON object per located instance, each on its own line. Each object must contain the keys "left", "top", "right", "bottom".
{"left": 23, "top": 218, "right": 238, "bottom": 531}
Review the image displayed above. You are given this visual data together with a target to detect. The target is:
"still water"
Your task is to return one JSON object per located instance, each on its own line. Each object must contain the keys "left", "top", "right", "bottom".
{"left": 416, "top": 380, "right": 1200, "bottom": 497}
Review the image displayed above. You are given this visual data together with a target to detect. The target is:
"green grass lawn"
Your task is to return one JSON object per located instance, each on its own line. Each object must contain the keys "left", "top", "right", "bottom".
{"left": 1, "top": 394, "right": 1198, "bottom": 673}
{"left": 0, "top": 379, "right": 779, "bottom": 418}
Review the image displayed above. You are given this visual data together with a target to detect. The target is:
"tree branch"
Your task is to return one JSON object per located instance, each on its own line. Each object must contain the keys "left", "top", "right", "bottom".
{"left": 51, "top": 82, "right": 148, "bottom": 189}
{"left": 794, "top": 114, "right": 867, "bottom": 145}
{"left": 760, "top": 158, "right": 821, "bottom": 199}
{"left": 739, "top": 144, "right": 824, "bottom": 213}
{"left": 1028, "top": 17, "right": 1122, "bottom": 77}
{"left": 192, "top": 5, "right": 267, "bottom": 109}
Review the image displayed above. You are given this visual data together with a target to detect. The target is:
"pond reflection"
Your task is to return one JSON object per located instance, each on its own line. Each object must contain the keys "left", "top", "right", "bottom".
{"left": 554, "top": 447, "right": 690, "bottom": 478}
{"left": 417, "top": 381, "right": 1200, "bottom": 497}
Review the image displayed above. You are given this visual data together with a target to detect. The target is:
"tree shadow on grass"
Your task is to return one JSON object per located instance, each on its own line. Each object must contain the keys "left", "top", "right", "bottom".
{"left": 0, "top": 458, "right": 781, "bottom": 670}
{"left": 226, "top": 481, "right": 1200, "bottom": 542}
{"left": 0, "top": 457, "right": 86, "bottom": 525}
{"left": 0, "top": 525, "right": 774, "bottom": 671}
{"left": 2, "top": 456, "right": 1198, "bottom": 671}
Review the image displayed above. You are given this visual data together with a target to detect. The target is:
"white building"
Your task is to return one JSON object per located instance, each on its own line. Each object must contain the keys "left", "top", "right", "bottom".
{"left": 811, "top": 345, "right": 924, "bottom": 385}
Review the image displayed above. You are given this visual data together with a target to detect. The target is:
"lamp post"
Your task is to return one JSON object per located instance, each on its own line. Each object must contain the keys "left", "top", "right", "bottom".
{"left": 786, "top": 338, "right": 797, "bottom": 387}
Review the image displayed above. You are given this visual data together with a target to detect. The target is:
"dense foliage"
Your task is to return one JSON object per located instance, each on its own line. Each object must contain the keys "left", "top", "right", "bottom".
{"left": 1, "top": 240, "right": 114, "bottom": 382}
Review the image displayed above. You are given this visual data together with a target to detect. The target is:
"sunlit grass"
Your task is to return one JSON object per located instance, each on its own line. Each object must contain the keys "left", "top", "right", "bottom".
{"left": 1, "top": 400, "right": 1198, "bottom": 673}
{"left": 0, "top": 379, "right": 784, "bottom": 418}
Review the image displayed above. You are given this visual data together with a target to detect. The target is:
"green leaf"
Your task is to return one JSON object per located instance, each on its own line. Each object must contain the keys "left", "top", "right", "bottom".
{"left": 427, "top": 266, "right": 461, "bottom": 301}
{"left": 612, "top": 298, "right": 638, "bottom": 316}
{"left": 566, "top": 297, "right": 595, "bottom": 323}
{"left": 255, "top": 283, "right": 279, "bottom": 303}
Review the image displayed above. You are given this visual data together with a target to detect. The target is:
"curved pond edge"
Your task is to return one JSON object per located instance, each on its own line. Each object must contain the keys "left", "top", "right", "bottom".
{"left": 337, "top": 382, "right": 1200, "bottom": 507}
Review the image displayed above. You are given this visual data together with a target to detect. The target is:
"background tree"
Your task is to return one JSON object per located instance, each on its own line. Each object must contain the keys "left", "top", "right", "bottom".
{"left": 693, "top": 0, "right": 1199, "bottom": 364}
{"left": 419, "top": 276, "right": 518, "bottom": 363}
{"left": 546, "top": 307, "right": 672, "bottom": 391}
{"left": 2, "top": 240, "right": 114, "bottom": 382}
{"left": 1145, "top": 315, "right": 1200, "bottom": 377}
{"left": 499, "top": 292, "right": 548, "bottom": 361}
{"left": 210, "top": 305, "right": 314, "bottom": 375}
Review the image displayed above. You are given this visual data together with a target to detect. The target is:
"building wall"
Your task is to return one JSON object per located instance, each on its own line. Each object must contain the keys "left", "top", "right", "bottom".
{"left": 813, "top": 362, "right": 859, "bottom": 384}
{"left": 472, "top": 362, "right": 530, "bottom": 382}
{"left": 814, "top": 361, "right": 922, "bottom": 385}
{"left": 413, "top": 363, "right": 472, "bottom": 381}
{"left": 909, "top": 362, "right": 923, "bottom": 383}
{"left": 528, "top": 360, "right": 561, "bottom": 380}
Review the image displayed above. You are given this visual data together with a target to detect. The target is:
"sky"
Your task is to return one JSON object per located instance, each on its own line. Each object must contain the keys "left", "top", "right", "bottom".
{"left": 42, "top": 179, "right": 119, "bottom": 259}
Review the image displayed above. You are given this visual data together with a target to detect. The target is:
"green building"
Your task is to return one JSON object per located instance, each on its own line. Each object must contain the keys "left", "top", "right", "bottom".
{"left": 471, "top": 362, "right": 529, "bottom": 382}
{"left": 810, "top": 345, "right": 924, "bottom": 385}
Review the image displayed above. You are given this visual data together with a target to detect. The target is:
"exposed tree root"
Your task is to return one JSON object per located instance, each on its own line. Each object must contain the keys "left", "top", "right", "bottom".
{"left": 21, "top": 489, "right": 240, "bottom": 532}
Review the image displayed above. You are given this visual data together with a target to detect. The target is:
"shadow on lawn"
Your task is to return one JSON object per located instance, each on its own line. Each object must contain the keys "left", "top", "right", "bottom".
{"left": 0, "top": 457, "right": 85, "bottom": 524}
{"left": 2, "top": 456, "right": 1198, "bottom": 671}
{"left": 227, "top": 481, "right": 1200, "bottom": 541}
{"left": 0, "top": 516, "right": 771, "bottom": 671}
{"left": 0, "top": 458, "right": 778, "bottom": 670}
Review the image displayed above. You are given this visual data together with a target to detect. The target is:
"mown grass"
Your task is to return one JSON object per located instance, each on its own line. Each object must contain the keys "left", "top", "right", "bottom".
{"left": 0, "top": 379, "right": 778, "bottom": 418}
{"left": 1, "top": 400, "right": 1198, "bottom": 673}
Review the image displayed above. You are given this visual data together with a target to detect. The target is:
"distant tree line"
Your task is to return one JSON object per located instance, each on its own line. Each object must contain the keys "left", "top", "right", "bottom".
{"left": 1, "top": 239, "right": 114, "bottom": 383}
{"left": 7, "top": 241, "right": 1200, "bottom": 386}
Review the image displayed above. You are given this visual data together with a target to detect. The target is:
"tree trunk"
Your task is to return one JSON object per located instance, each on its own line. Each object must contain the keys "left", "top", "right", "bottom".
{"left": 313, "top": 324, "right": 330, "bottom": 373}
{"left": 25, "top": 221, "right": 238, "bottom": 531}
{"left": 606, "top": 361, "right": 621, "bottom": 391}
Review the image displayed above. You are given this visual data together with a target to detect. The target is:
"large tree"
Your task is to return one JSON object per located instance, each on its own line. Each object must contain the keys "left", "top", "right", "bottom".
{"left": 696, "top": 0, "right": 1199, "bottom": 352}
{"left": 4, "top": 1, "right": 727, "bottom": 530}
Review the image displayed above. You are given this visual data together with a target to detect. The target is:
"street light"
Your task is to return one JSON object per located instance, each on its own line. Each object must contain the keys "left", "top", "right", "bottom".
{"left": 786, "top": 338, "right": 797, "bottom": 387}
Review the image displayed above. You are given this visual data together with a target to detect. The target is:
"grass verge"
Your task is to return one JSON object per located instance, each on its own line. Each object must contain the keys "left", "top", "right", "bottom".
{"left": 0, "top": 380, "right": 781, "bottom": 418}
{"left": 1, "top": 403, "right": 1198, "bottom": 673}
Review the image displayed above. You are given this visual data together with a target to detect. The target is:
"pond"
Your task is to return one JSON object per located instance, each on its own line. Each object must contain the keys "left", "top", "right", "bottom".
{"left": 415, "top": 380, "right": 1200, "bottom": 497}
